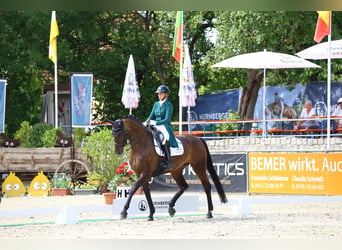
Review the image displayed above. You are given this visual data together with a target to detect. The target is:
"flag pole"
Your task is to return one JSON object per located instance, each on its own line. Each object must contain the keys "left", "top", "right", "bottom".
{"left": 54, "top": 60, "right": 58, "bottom": 128}
{"left": 326, "top": 11, "right": 332, "bottom": 150}
{"left": 178, "top": 41, "right": 183, "bottom": 135}
{"left": 49, "top": 11, "right": 59, "bottom": 129}
{"left": 178, "top": 11, "right": 184, "bottom": 135}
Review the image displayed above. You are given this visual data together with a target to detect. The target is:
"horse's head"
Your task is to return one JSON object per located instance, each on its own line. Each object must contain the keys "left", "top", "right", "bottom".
{"left": 265, "top": 103, "right": 281, "bottom": 117}
{"left": 108, "top": 118, "right": 128, "bottom": 155}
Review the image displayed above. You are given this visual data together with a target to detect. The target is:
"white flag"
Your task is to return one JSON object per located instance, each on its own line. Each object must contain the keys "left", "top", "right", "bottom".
{"left": 179, "top": 46, "right": 197, "bottom": 107}
{"left": 121, "top": 55, "right": 140, "bottom": 113}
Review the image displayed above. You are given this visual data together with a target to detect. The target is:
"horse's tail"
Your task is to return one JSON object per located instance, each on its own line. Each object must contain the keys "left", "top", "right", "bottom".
{"left": 200, "top": 138, "right": 228, "bottom": 203}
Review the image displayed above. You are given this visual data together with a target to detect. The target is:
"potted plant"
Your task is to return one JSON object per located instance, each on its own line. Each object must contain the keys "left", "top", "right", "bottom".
{"left": 87, "top": 171, "right": 102, "bottom": 188}
{"left": 50, "top": 173, "right": 72, "bottom": 196}
{"left": 111, "top": 161, "right": 138, "bottom": 187}
{"left": 111, "top": 161, "right": 142, "bottom": 196}
{"left": 102, "top": 177, "right": 117, "bottom": 205}
{"left": 73, "top": 181, "right": 97, "bottom": 195}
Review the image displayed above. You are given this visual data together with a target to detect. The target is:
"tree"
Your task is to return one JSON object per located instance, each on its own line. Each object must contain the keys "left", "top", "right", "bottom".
{"left": 0, "top": 12, "right": 49, "bottom": 135}
{"left": 205, "top": 11, "right": 342, "bottom": 120}
{"left": 0, "top": 11, "right": 216, "bottom": 136}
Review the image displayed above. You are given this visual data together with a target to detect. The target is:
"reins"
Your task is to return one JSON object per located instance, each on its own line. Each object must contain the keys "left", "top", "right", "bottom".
{"left": 113, "top": 118, "right": 151, "bottom": 150}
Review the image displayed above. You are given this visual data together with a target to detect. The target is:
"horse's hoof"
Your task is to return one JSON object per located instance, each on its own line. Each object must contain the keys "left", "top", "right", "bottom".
{"left": 120, "top": 213, "right": 128, "bottom": 220}
{"left": 169, "top": 208, "right": 176, "bottom": 217}
{"left": 207, "top": 212, "right": 213, "bottom": 219}
{"left": 147, "top": 217, "right": 154, "bottom": 221}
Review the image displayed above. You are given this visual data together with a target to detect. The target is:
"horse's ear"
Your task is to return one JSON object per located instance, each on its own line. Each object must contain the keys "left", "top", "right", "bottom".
{"left": 107, "top": 118, "right": 115, "bottom": 124}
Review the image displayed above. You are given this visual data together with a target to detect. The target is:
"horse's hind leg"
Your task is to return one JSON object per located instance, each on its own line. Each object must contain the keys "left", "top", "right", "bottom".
{"left": 169, "top": 171, "right": 188, "bottom": 217}
{"left": 192, "top": 164, "right": 214, "bottom": 218}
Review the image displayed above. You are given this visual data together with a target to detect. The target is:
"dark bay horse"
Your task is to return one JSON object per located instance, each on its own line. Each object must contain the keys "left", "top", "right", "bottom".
{"left": 108, "top": 115, "right": 227, "bottom": 221}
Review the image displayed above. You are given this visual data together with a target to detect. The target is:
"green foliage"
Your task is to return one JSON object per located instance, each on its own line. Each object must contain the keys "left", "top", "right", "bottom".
{"left": 218, "top": 109, "right": 242, "bottom": 135}
{"left": 51, "top": 173, "right": 72, "bottom": 189}
{"left": 0, "top": 11, "right": 217, "bottom": 135}
{"left": 73, "top": 127, "right": 87, "bottom": 147}
{"left": 41, "top": 127, "right": 62, "bottom": 147}
{"left": 107, "top": 177, "right": 117, "bottom": 193}
{"left": 81, "top": 127, "right": 129, "bottom": 189}
{"left": 3, "top": 11, "right": 342, "bottom": 133}
{"left": 14, "top": 121, "right": 32, "bottom": 147}
{"left": 29, "top": 123, "right": 54, "bottom": 147}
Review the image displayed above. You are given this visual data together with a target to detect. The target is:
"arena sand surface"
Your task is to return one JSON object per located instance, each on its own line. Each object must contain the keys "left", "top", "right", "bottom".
{"left": 1, "top": 192, "right": 342, "bottom": 240}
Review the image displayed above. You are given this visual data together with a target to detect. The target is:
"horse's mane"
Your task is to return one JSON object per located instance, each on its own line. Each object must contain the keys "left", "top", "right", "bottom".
{"left": 123, "top": 115, "right": 157, "bottom": 138}
{"left": 123, "top": 114, "right": 142, "bottom": 123}
{"left": 122, "top": 115, "right": 149, "bottom": 131}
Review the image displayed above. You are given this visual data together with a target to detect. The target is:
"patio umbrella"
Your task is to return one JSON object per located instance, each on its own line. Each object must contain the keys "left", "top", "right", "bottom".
{"left": 121, "top": 54, "right": 140, "bottom": 115}
{"left": 296, "top": 39, "right": 342, "bottom": 149}
{"left": 211, "top": 49, "right": 320, "bottom": 136}
{"left": 179, "top": 46, "right": 197, "bottom": 133}
{"left": 296, "top": 39, "right": 342, "bottom": 59}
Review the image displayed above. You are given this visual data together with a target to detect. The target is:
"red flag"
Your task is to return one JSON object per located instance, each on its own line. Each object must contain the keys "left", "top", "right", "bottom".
{"left": 172, "top": 11, "right": 183, "bottom": 63}
{"left": 314, "top": 11, "right": 331, "bottom": 43}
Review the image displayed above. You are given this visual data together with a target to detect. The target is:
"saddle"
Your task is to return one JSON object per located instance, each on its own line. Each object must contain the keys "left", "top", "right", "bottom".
{"left": 147, "top": 125, "right": 184, "bottom": 157}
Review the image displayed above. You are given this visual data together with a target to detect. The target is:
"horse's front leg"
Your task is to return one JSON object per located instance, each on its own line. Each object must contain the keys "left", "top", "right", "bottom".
{"left": 120, "top": 173, "right": 147, "bottom": 219}
{"left": 142, "top": 181, "right": 155, "bottom": 221}
{"left": 168, "top": 172, "right": 188, "bottom": 217}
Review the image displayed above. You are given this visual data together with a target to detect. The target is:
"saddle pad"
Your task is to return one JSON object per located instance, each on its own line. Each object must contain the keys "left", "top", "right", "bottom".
{"left": 153, "top": 138, "right": 184, "bottom": 157}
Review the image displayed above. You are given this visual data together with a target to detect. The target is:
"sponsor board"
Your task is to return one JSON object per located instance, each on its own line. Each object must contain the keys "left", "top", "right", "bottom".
{"left": 249, "top": 152, "right": 342, "bottom": 195}
{"left": 150, "top": 154, "right": 247, "bottom": 192}
{"left": 113, "top": 195, "right": 199, "bottom": 217}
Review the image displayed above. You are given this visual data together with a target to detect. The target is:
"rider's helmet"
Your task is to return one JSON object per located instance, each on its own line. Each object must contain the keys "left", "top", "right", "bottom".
{"left": 155, "top": 85, "right": 170, "bottom": 94}
{"left": 338, "top": 97, "right": 342, "bottom": 104}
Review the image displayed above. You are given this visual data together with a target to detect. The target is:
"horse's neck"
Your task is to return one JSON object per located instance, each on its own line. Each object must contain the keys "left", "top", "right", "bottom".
{"left": 124, "top": 119, "right": 153, "bottom": 147}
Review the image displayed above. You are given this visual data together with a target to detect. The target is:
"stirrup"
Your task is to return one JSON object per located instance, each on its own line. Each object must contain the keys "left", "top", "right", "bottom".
{"left": 152, "top": 160, "right": 171, "bottom": 177}
{"left": 161, "top": 159, "right": 171, "bottom": 170}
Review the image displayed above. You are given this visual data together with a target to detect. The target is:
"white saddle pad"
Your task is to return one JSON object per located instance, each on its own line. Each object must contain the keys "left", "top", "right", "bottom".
{"left": 153, "top": 138, "right": 184, "bottom": 157}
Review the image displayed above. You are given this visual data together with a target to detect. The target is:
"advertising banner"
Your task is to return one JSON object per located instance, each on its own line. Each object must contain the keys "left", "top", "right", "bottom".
{"left": 151, "top": 153, "right": 247, "bottom": 192}
{"left": 248, "top": 152, "right": 342, "bottom": 195}
{"left": 71, "top": 73, "right": 93, "bottom": 127}
{"left": 190, "top": 90, "right": 240, "bottom": 131}
{"left": 254, "top": 82, "right": 342, "bottom": 129}
{"left": 0, "top": 80, "right": 7, "bottom": 133}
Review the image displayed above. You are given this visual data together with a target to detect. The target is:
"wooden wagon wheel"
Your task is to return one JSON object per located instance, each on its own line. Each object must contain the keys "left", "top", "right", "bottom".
{"left": 54, "top": 159, "right": 90, "bottom": 186}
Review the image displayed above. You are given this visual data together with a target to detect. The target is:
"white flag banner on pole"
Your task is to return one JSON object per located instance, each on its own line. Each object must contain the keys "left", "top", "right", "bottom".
{"left": 179, "top": 45, "right": 197, "bottom": 133}
{"left": 121, "top": 55, "right": 140, "bottom": 115}
{"left": 179, "top": 46, "right": 197, "bottom": 107}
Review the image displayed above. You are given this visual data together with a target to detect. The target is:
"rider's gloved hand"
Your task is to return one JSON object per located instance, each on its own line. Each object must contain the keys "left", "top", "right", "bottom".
{"left": 149, "top": 120, "right": 156, "bottom": 125}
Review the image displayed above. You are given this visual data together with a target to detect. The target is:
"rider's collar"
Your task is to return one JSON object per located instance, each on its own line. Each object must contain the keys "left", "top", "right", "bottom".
{"left": 159, "top": 98, "right": 167, "bottom": 106}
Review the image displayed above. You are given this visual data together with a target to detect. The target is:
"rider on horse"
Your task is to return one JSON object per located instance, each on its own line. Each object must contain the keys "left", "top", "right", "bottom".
{"left": 144, "top": 85, "right": 178, "bottom": 172}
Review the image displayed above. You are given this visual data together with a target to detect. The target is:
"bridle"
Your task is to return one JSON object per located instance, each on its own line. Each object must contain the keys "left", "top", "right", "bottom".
{"left": 112, "top": 119, "right": 128, "bottom": 147}
{"left": 112, "top": 118, "right": 150, "bottom": 149}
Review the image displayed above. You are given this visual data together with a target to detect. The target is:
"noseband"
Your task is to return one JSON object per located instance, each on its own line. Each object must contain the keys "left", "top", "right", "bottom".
{"left": 112, "top": 119, "right": 128, "bottom": 147}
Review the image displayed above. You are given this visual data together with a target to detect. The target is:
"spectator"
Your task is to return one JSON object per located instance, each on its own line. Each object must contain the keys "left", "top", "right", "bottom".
{"left": 294, "top": 100, "right": 320, "bottom": 130}
{"left": 332, "top": 97, "right": 342, "bottom": 129}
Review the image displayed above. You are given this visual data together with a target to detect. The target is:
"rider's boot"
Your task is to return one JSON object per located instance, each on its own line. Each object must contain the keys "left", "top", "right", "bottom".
{"left": 160, "top": 141, "right": 172, "bottom": 171}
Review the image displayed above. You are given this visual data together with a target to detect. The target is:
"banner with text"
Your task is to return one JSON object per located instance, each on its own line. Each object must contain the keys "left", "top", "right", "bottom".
{"left": 190, "top": 89, "right": 241, "bottom": 131}
{"left": 0, "top": 80, "right": 7, "bottom": 133}
{"left": 151, "top": 154, "right": 247, "bottom": 192}
{"left": 248, "top": 152, "right": 342, "bottom": 195}
{"left": 71, "top": 73, "right": 93, "bottom": 127}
